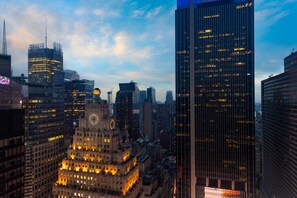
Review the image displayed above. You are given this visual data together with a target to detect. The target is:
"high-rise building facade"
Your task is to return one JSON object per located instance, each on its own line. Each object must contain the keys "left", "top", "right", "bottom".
{"left": 64, "top": 79, "right": 94, "bottom": 128}
{"left": 145, "top": 87, "right": 157, "bottom": 141}
{"left": 0, "top": 77, "right": 27, "bottom": 198}
{"left": 0, "top": 109, "right": 25, "bottom": 198}
{"left": 0, "top": 54, "right": 11, "bottom": 78}
{"left": 143, "top": 101, "right": 154, "bottom": 141}
{"left": 176, "top": 0, "right": 255, "bottom": 197}
{"left": 147, "top": 87, "right": 156, "bottom": 104}
{"left": 115, "top": 82, "right": 140, "bottom": 141}
{"left": 262, "top": 51, "right": 297, "bottom": 197}
{"left": 52, "top": 103, "right": 142, "bottom": 197}
{"left": 28, "top": 43, "right": 63, "bottom": 87}
{"left": 25, "top": 42, "right": 65, "bottom": 197}
{"left": 139, "top": 90, "right": 147, "bottom": 135}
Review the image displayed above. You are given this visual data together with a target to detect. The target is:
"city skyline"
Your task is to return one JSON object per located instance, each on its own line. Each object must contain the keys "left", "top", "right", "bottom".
{"left": 0, "top": 0, "right": 297, "bottom": 101}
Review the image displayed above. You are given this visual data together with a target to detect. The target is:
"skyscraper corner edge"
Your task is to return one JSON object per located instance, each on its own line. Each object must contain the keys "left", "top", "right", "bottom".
{"left": 177, "top": 0, "right": 250, "bottom": 9}
{"left": 177, "top": 0, "right": 190, "bottom": 9}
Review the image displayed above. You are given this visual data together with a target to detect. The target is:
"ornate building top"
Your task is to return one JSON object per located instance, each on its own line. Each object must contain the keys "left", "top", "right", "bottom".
{"left": 53, "top": 103, "right": 142, "bottom": 198}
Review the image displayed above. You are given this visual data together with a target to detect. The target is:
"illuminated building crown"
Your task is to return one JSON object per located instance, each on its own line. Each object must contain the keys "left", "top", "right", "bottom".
{"left": 52, "top": 103, "right": 142, "bottom": 197}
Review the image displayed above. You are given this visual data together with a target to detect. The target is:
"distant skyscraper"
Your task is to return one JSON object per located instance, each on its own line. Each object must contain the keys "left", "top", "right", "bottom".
{"left": 28, "top": 43, "right": 63, "bottom": 88}
{"left": 147, "top": 87, "right": 156, "bottom": 104}
{"left": 165, "top": 91, "right": 173, "bottom": 104}
{"left": 64, "top": 69, "right": 80, "bottom": 81}
{"left": 156, "top": 104, "right": 172, "bottom": 134}
{"left": 52, "top": 103, "right": 142, "bottom": 197}
{"left": 139, "top": 90, "right": 147, "bottom": 134}
{"left": 64, "top": 79, "right": 94, "bottom": 125}
{"left": 115, "top": 82, "right": 140, "bottom": 141}
{"left": 176, "top": 0, "right": 255, "bottom": 197}
{"left": 0, "top": 20, "right": 11, "bottom": 78}
{"left": 139, "top": 90, "right": 147, "bottom": 104}
{"left": 145, "top": 87, "right": 157, "bottom": 140}
{"left": 262, "top": 51, "right": 297, "bottom": 197}
{"left": 143, "top": 100, "right": 154, "bottom": 141}
{"left": 25, "top": 42, "right": 65, "bottom": 197}
{"left": 107, "top": 90, "right": 113, "bottom": 117}
{"left": 64, "top": 79, "right": 94, "bottom": 143}
{"left": 0, "top": 54, "right": 11, "bottom": 78}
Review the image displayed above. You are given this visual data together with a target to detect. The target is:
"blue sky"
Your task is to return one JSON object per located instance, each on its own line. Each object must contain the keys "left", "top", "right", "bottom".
{"left": 0, "top": 0, "right": 297, "bottom": 102}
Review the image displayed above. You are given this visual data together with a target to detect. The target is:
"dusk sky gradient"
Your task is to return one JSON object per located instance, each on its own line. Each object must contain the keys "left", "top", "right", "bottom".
{"left": 0, "top": 0, "right": 297, "bottom": 102}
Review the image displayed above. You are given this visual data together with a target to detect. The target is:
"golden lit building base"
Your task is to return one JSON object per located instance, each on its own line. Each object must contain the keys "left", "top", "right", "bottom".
{"left": 53, "top": 180, "right": 142, "bottom": 198}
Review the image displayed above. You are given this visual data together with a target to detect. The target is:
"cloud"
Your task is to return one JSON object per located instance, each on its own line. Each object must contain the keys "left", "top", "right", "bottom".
{"left": 0, "top": 0, "right": 176, "bottom": 101}
{"left": 131, "top": 5, "right": 164, "bottom": 19}
{"left": 146, "top": 6, "right": 163, "bottom": 18}
{"left": 93, "top": 9, "right": 120, "bottom": 18}
{"left": 132, "top": 8, "right": 147, "bottom": 17}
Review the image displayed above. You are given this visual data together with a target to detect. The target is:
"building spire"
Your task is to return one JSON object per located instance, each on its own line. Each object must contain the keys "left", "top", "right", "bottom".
{"left": 2, "top": 19, "right": 7, "bottom": 55}
{"left": 45, "top": 19, "right": 47, "bottom": 48}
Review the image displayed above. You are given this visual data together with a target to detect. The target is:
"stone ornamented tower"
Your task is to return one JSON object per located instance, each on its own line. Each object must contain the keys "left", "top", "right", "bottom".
{"left": 52, "top": 103, "right": 142, "bottom": 197}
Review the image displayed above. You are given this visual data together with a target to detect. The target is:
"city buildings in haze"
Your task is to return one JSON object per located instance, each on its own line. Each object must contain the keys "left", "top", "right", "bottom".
{"left": 176, "top": 0, "right": 255, "bottom": 197}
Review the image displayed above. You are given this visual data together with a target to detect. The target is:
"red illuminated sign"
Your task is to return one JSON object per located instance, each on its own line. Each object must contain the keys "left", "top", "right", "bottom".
{"left": 0, "top": 75, "right": 10, "bottom": 85}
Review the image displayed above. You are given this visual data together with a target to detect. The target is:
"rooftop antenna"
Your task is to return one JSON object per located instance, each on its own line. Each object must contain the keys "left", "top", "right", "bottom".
{"left": 45, "top": 18, "right": 47, "bottom": 48}
{"left": 2, "top": 19, "right": 7, "bottom": 55}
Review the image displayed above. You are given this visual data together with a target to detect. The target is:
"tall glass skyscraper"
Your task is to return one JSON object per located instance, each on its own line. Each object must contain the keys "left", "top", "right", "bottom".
{"left": 262, "top": 52, "right": 297, "bottom": 197}
{"left": 176, "top": 0, "right": 255, "bottom": 197}
{"left": 115, "top": 82, "right": 140, "bottom": 141}
{"left": 25, "top": 43, "right": 65, "bottom": 197}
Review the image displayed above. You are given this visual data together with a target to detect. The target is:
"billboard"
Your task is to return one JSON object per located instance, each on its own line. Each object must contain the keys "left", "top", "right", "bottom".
{"left": 0, "top": 75, "right": 10, "bottom": 85}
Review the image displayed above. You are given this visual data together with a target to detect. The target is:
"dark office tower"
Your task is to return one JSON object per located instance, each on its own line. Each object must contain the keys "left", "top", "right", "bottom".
{"left": 0, "top": 20, "right": 11, "bottom": 78}
{"left": 156, "top": 104, "right": 172, "bottom": 133}
{"left": 165, "top": 91, "right": 174, "bottom": 104}
{"left": 139, "top": 90, "right": 147, "bottom": 134}
{"left": 139, "top": 90, "right": 147, "bottom": 103}
{"left": 143, "top": 100, "right": 154, "bottom": 141}
{"left": 0, "top": 109, "right": 25, "bottom": 198}
{"left": 146, "top": 87, "right": 157, "bottom": 139}
{"left": 147, "top": 87, "right": 156, "bottom": 104}
{"left": 0, "top": 78, "right": 27, "bottom": 198}
{"left": 25, "top": 42, "right": 65, "bottom": 197}
{"left": 115, "top": 82, "right": 140, "bottom": 141}
{"left": 64, "top": 79, "right": 94, "bottom": 127}
{"left": 262, "top": 51, "right": 297, "bottom": 197}
{"left": 28, "top": 43, "right": 64, "bottom": 89}
{"left": 176, "top": 0, "right": 255, "bottom": 197}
